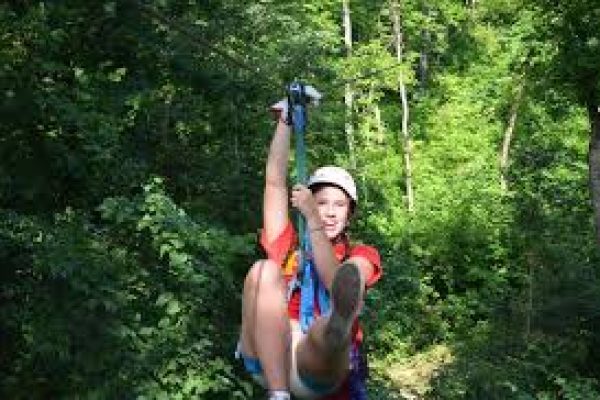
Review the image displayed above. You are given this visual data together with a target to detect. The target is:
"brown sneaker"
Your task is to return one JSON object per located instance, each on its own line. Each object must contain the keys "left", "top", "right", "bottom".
{"left": 325, "top": 262, "right": 364, "bottom": 347}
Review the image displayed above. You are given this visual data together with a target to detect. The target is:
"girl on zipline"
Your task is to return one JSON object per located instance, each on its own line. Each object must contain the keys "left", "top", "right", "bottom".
{"left": 237, "top": 88, "right": 382, "bottom": 400}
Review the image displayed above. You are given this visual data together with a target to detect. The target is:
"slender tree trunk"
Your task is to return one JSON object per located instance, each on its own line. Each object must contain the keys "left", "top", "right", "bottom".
{"left": 162, "top": 101, "right": 170, "bottom": 142}
{"left": 500, "top": 80, "right": 524, "bottom": 191}
{"left": 588, "top": 102, "right": 600, "bottom": 245}
{"left": 419, "top": 1, "right": 429, "bottom": 91}
{"left": 524, "top": 250, "right": 537, "bottom": 341}
{"left": 162, "top": 100, "right": 171, "bottom": 176}
{"left": 391, "top": 1, "right": 414, "bottom": 212}
{"left": 374, "top": 101, "right": 384, "bottom": 145}
{"left": 419, "top": 32, "right": 429, "bottom": 91}
{"left": 342, "top": 0, "right": 357, "bottom": 170}
{"left": 400, "top": 82, "right": 413, "bottom": 212}
{"left": 526, "top": 259, "right": 533, "bottom": 340}
{"left": 367, "top": 84, "right": 384, "bottom": 145}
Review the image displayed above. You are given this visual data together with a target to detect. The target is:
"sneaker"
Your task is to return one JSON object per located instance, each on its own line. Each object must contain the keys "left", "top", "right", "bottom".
{"left": 325, "top": 262, "right": 364, "bottom": 347}
{"left": 267, "top": 390, "right": 291, "bottom": 400}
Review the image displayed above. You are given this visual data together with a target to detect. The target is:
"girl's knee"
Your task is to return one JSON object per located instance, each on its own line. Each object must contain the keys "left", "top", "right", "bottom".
{"left": 245, "top": 259, "right": 283, "bottom": 289}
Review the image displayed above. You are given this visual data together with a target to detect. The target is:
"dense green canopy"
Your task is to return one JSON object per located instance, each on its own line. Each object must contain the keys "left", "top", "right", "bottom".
{"left": 1, "top": 1, "right": 600, "bottom": 398}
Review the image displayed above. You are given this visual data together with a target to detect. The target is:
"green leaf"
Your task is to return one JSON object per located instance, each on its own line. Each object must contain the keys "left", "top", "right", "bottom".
{"left": 166, "top": 299, "right": 181, "bottom": 315}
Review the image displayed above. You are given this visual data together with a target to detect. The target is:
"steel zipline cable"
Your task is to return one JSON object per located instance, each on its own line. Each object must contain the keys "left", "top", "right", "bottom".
{"left": 134, "top": 0, "right": 406, "bottom": 99}
{"left": 134, "top": 0, "right": 282, "bottom": 92}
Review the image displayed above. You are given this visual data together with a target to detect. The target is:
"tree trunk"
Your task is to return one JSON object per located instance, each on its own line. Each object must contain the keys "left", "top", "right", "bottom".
{"left": 525, "top": 258, "right": 533, "bottom": 340}
{"left": 524, "top": 250, "right": 537, "bottom": 341}
{"left": 419, "top": 1, "right": 429, "bottom": 91}
{"left": 342, "top": 0, "right": 357, "bottom": 170}
{"left": 367, "top": 84, "right": 384, "bottom": 145}
{"left": 419, "top": 33, "right": 428, "bottom": 91}
{"left": 500, "top": 80, "right": 524, "bottom": 191}
{"left": 374, "top": 102, "right": 384, "bottom": 145}
{"left": 162, "top": 100, "right": 171, "bottom": 176}
{"left": 588, "top": 102, "right": 600, "bottom": 245}
{"left": 391, "top": 1, "right": 414, "bottom": 212}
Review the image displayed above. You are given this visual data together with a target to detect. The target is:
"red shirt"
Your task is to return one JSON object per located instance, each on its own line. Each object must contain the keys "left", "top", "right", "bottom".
{"left": 260, "top": 222, "right": 382, "bottom": 399}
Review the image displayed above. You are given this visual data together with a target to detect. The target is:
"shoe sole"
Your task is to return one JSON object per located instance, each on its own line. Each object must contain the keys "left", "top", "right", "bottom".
{"left": 325, "top": 262, "right": 363, "bottom": 346}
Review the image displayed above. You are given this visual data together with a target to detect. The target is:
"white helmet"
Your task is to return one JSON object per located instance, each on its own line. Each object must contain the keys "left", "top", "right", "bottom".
{"left": 307, "top": 166, "right": 358, "bottom": 204}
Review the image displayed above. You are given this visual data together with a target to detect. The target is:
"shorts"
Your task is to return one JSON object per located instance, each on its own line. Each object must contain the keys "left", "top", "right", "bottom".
{"left": 236, "top": 322, "right": 338, "bottom": 399}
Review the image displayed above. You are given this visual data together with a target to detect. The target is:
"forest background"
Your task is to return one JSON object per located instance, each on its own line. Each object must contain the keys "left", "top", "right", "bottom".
{"left": 2, "top": 0, "right": 600, "bottom": 399}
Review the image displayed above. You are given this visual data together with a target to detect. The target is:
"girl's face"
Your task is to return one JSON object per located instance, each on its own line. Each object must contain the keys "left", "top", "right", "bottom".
{"left": 313, "top": 185, "right": 352, "bottom": 240}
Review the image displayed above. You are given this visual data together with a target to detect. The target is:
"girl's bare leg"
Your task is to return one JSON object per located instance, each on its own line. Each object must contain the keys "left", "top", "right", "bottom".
{"left": 295, "top": 262, "right": 365, "bottom": 387}
{"left": 240, "top": 260, "right": 291, "bottom": 391}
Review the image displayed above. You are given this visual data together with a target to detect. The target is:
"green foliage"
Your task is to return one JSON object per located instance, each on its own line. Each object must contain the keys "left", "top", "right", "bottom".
{"left": 428, "top": 329, "right": 600, "bottom": 400}
{"left": 1, "top": 179, "right": 255, "bottom": 398}
{"left": 2, "top": 0, "right": 600, "bottom": 398}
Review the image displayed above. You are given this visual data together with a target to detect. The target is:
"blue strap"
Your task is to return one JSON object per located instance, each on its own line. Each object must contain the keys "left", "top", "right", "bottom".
{"left": 299, "top": 231, "right": 331, "bottom": 333}
{"left": 299, "top": 256, "right": 315, "bottom": 332}
{"left": 299, "top": 261, "right": 332, "bottom": 333}
{"left": 288, "top": 81, "right": 331, "bottom": 333}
